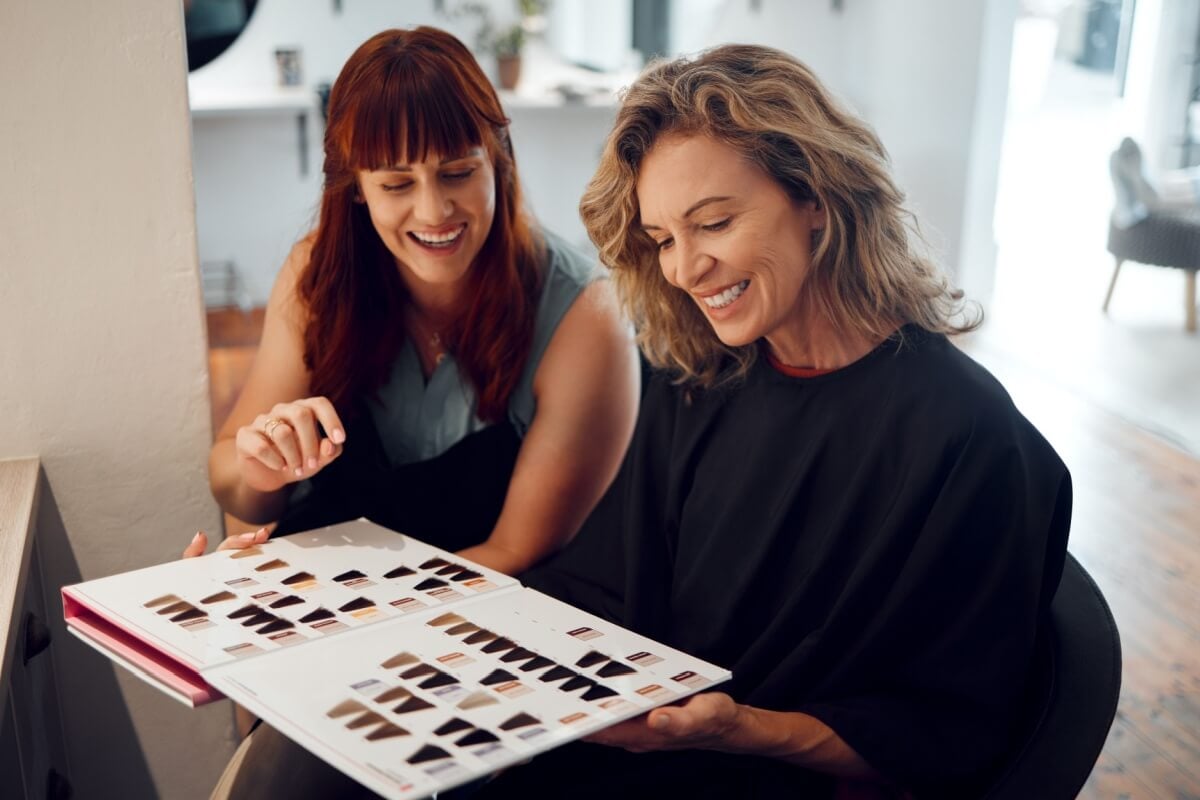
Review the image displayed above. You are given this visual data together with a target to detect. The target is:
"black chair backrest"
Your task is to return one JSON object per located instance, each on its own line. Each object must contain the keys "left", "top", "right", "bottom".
{"left": 982, "top": 553, "right": 1121, "bottom": 799}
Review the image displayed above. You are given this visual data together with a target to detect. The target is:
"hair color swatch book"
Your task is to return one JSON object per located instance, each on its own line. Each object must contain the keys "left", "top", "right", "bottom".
{"left": 61, "top": 518, "right": 731, "bottom": 798}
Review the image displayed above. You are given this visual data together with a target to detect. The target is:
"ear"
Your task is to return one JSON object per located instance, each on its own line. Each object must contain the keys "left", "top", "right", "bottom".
{"left": 806, "top": 199, "right": 827, "bottom": 230}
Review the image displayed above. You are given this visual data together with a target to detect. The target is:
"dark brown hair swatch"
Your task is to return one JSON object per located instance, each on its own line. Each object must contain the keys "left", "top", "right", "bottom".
{"left": 254, "top": 558, "right": 289, "bottom": 572}
{"left": 415, "top": 578, "right": 448, "bottom": 591}
{"left": 393, "top": 696, "right": 435, "bottom": 714}
{"left": 241, "top": 611, "right": 276, "bottom": 627}
{"left": 560, "top": 676, "right": 595, "bottom": 693}
{"left": 479, "top": 669, "right": 519, "bottom": 686}
{"left": 582, "top": 685, "right": 619, "bottom": 702}
{"left": 539, "top": 666, "right": 577, "bottom": 683}
{"left": 597, "top": 661, "right": 637, "bottom": 678}
{"left": 576, "top": 651, "right": 608, "bottom": 669}
{"left": 400, "top": 663, "right": 438, "bottom": 680}
{"left": 200, "top": 591, "right": 236, "bottom": 605}
{"left": 498, "top": 712, "right": 540, "bottom": 731}
{"left": 407, "top": 744, "right": 450, "bottom": 764}
{"left": 481, "top": 637, "right": 516, "bottom": 654}
{"left": 419, "top": 672, "right": 460, "bottom": 690}
{"left": 464, "top": 629, "right": 498, "bottom": 645}
{"left": 384, "top": 565, "right": 416, "bottom": 579}
{"left": 374, "top": 686, "right": 413, "bottom": 704}
{"left": 338, "top": 597, "right": 375, "bottom": 613}
{"left": 258, "top": 618, "right": 295, "bottom": 635}
{"left": 419, "top": 558, "right": 449, "bottom": 570}
{"left": 170, "top": 607, "right": 207, "bottom": 623}
{"left": 346, "top": 710, "right": 385, "bottom": 729}
{"left": 333, "top": 569, "right": 367, "bottom": 582}
{"left": 450, "top": 570, "right": 483, "bottom": 582}
{"left": 434, "top": 718, "right": 474, "bottom": 736}
{"left": 499, "top": 647, "right": 537, "bottom": 664}
{"left": 299, "top": 607, "right": 335, "bottom": 623}
{"left": 435, "top": 563, "right": 466, "bottom": 576}
{"left": 455, "top": 729, "right": 499, "bottom": 747}
{"left": 519, "top": 656, "right": 555, "bottom": 672}
{"left": 281, "top": 571, "right": 316, "bottom": 586}
{"left": 227, "top": 604, "right": 259, "bottom": 619}
{"left": 268, "top": 595, "right": 304, "bottom": 609}
{"left": 157, "top": 601, "right": 191, "bottom": 616}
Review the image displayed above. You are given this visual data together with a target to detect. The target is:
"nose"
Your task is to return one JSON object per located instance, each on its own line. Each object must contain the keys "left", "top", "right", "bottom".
{"left": 665, "top": 236, "right": 715, "bottom": 290}
{"left": 413, "top": 182, "right": 453, "bottom": 225}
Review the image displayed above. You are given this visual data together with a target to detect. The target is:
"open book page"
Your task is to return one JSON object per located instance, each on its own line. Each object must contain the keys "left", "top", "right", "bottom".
{"left": 207, "top": 587, "right": 731, "bottom": 799}
{"left": 61, "top": 519, "right": 518, "bottom": 705}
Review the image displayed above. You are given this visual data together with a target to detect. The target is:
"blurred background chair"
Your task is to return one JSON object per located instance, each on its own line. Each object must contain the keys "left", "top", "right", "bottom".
{"left": 1105, "top": 137, "right": 1200, "bottom": 332}
{"left": 981, "top": 553, "right": 1122, "bottom": 799}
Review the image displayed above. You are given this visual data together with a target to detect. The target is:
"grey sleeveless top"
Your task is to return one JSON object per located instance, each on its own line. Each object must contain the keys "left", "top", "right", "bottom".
{"left": 367, "top": 232, "right": 596, "bottom": 467}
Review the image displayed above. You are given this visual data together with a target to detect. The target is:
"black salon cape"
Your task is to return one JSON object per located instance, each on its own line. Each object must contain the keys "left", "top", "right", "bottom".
{"left": 483, "top": 327, "right": 1071, "bottom": 799}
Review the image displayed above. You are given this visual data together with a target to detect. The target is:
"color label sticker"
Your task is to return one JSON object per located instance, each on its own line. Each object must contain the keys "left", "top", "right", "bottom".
{"left": 493, "top": 681, "right": 534, "bottom": 698}
{"left": 224, "top": 577, "right": 259, "bottom": 589}
{"left": 389, "top": 597, "right": 429, "bottom": 613}
{"left": 670, "top": 670, "right": 710, "bottom": 689}
{"left": 567, "top": 627, "right": 602, "bottom": 641}
{"left": 627, "top": 651, "right": 664, "bottom": 666}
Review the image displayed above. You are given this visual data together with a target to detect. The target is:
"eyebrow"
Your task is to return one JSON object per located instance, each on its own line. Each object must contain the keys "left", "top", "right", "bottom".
{"left": 377, "top": 150, "right": 483, "bottom": 172}
{"left": 640, "top": 196, "right": 732, "bottom": 230}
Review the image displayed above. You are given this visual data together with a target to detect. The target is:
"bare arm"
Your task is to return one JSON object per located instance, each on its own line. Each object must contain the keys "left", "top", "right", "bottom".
{"left": 457, "top": 279, "right": 640, "bottom": 575}
{"left": 208, "top": 239, "right": 344, "bottom": 523}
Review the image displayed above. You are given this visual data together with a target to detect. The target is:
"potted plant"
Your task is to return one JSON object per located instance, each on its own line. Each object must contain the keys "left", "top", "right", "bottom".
{"left": 448, "top": 1, "right": 546, "bottom": 91}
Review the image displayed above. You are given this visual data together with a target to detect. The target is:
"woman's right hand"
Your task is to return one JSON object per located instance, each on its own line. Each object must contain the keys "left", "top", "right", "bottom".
{"left": 182, "top": 527, "right": 270, "bottom": 558}
{"left": 235, "top": 398, "right": 346, "bottom": 493}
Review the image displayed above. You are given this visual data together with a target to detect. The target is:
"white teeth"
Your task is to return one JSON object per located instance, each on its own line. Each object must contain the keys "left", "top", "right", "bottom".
{"left": 411, "top": 225, "right": 465, "bottom": 246}
{"left": 702, "top": 280, "right": 750, "bottom": 309}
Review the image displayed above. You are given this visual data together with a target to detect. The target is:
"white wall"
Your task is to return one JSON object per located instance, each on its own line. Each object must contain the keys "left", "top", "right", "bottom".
{"left": 0, "top": 1, "right": 226, "bottom": 798}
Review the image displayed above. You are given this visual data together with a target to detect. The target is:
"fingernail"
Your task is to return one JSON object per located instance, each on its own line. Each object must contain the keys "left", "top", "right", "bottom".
{"left": 294, "top": 468, "right": 303, "bottom": 477}
{"left": 239, "top": 531, "right": 257, "bottom": 540}
{"left": 307, "top": 457, "right": 317, "bottom": 470}
{"left": 257, "top": 527, "right": 268, "bottom": 536}
{"left": 191, "top": 531, "right": 202, "bottom": 546}
{"left": 332, "top": 428, "right": 346, "bottom": 444}
{"left": 651, "top": 714, "right": 669, "bottom": 730}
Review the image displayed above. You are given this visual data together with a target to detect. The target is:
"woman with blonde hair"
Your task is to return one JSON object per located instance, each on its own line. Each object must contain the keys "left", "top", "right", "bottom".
{"left": 480, "top": 44, "right": 1071, "bottom": 798}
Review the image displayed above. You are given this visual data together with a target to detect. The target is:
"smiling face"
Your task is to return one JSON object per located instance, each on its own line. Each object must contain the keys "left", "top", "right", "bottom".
{"left": 636, "top": 134, "right": 825, "bottom": 357}
{"left": 357, "top": 147, "right": 496, "bottom": 306}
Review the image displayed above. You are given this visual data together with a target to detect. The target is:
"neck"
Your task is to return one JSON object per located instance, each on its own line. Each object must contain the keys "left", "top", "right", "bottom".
{"left": 764, "top": 298, "right": 893, "bottom": 370}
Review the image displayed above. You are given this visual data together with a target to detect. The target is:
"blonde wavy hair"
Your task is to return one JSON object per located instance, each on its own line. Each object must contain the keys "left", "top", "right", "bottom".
{"left": 580, "top": 44, "right": 980, "bottom": 387}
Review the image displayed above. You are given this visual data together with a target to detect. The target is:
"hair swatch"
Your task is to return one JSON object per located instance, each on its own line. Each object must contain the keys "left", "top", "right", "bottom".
{"left": 393, "top": 696, "right": 435, "bottom": 714}
{"left": 200, "top": 591, "right": 236, "bottom": 605}
{"left": 576, "top": 651, "right": 608, "bottom": 669}
{"left": 479, "top": 669, "right": 519, "bottom": 687}
{"left": 407, "top": 744, "right": 450, "bottom": 765}
{"left": 170, "top": 607, "right": 206, "bottom": 623}
{"left": 415, "top": 578, "right": 448, "bottom": 591}
{"left": 268, "top": 595, "right": 304, "bottom": 609}
{"left": 229, "top": 546, "right": 263, "bottom": 560}
{"left": 481, "top": 637, "right": 516, "bottom": 654}
{"left": 241, "top": 611, "right": 276, "bottom": 627}
{"left": 227, "top": 604, "right": 259, "bottom": 620}
{"left": 499, "top": 647, "right": 537, "bottom": 664}
{"left": 427, "top": 612, "right": 465, "bottom": 628}
{"left": 419, "top": 672, "right": 460, "bottom": 690}
{"left": 374, "top": 686, "right": 413, "bottom": 704}
{"left": 365, "top": 723, "right": 409, "bottom": 742}
{"left": 333, "top": 569, "right": 366, "bottom": 582}
{"left": 400, "top": 663, "right": 438, "bottom": 680}
{"left": 381, "top": 652, "right": 420, "bottom": 669}
{"left": 582, "top": 685, "right": 619, "bottom": 702}
{"left": 299, "top": 607, "right": 334, "bottom": 623}
{"left": 281, "top": 571, "right": 316, "bottom": 586}
{"left": 326, "top": 699, "right": 366, "bottom": 718}
{"left": 457, "top": 692, "right": 499, "bottom": 711}
{"left": 455, "top": 729, "right": 499, "bottom": 747}
{"left": 446, "top": 622, "right": 480, "bottom": 637}
{"left": 518, "top": 656, "right": 555, "bottom": 673}
{"left": 597, "top": 661, "right": 637, "bottom": 678}
{"left": 157, "top": 601, "right": 191, "bottom": 616}
{"left": 346, "top": 710, "right": 385, "bottom": 729}
{"left": 143, "top": 594, "right": 181, "bottom": 608}
{"left": 450, "top": 570, "right": 483, "bottom": 582}
{"left": 560, "top": 676, "right": 595, "bottom": 693}
{"left": 435, "top": 563, "right": 466, "bottom": 576}
{"left": 538, "top": 666, "right": 577, "bottom": 683}
{"left": 338, "top": 597, "right": 375, "bottom": 613}
{"left": 254, "top": 558, "right": 289, "bottom": 572}
{"left": 464, "top": 629, "right": 497, "bottom": 645}
{"left": 258, "top": 618, "right": 295, "bottom": 635}
{"left": 384, "top": 565, "right": 416, "bottom": 579}
{"left": 434, "top": 718, "right": 474, "bottom": 736}
{"left": 498, "top": 713, "right": 540, "bottom": 731}
{"left": 419, "top": 558, "right": 449, "bottom": 570}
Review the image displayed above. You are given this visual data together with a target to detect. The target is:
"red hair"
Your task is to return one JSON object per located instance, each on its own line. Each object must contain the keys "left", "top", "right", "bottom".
{"left": 300, "top": 27, "right": 541, "bottom": 422}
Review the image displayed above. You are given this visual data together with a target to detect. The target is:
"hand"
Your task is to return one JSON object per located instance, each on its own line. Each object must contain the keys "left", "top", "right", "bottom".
{"left": 584, "top": 692, "right": 744, "bottom": 754}
{"left": 235, "top": 398, "right": 346, "bottom": 492}
{"left": 182, "top": 527, "right": 270, "bottom": 558}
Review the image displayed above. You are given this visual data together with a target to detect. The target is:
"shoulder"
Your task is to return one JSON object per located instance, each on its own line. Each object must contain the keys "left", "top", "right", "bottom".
{"left": 268, "top": 234, "right": 316, "bottom": 331}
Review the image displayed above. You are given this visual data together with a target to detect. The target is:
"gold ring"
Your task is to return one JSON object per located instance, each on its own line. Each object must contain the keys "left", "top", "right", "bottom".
{"left": 263, "top": 417, "right": 286, "bottom": 438}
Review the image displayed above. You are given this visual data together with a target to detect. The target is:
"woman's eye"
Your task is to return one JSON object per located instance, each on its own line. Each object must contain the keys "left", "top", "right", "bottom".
{"left": 443, "top": 169, "right": 475, "bottom": 182}
{"left": 702, "top": 218, "right": 731, "bottom": 232}
{"left": 655, "top": 237, "right": 674, "bottom": 252}
{"left": 381, "top": 183, "right": 412, "bottom": 192}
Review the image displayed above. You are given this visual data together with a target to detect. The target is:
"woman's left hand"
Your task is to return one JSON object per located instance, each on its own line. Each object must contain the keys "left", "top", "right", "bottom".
{"left": 181, "top": 527, "right": 270, "bottom": 559}
{"left": 584, "top": 692, "right": 744, "bottom": 753}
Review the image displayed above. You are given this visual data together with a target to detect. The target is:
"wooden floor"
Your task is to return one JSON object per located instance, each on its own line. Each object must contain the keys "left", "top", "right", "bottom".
{"left": 205, "top": 307, "right": 1200, "bottom": 798}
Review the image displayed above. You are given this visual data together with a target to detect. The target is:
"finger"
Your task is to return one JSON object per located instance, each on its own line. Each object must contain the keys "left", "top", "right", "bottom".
{"left": 237, "top": 424, "right": 285, "bottom": 472}
{"left": 265, "top": 415, "right": 303, "bottom": 477}
{"left": 279, "top": 404, "right": 321, "bottom": 474}
{"left": 216, "top": 527, "right": 270, "bottom": 551}
{"left": 302, "top": 396, "right": 346, "bottom": 446}
{"left": 182, "top": 530, "right": 207, "bottom": 559}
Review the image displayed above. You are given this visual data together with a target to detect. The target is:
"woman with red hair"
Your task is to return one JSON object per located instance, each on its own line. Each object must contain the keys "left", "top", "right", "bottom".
{"left": 196, "top": 27, "right": 638, "bottom": 576}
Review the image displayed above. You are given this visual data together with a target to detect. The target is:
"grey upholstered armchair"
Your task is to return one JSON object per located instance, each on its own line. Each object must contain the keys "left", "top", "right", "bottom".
{"left": 1105, "top": 137, "right": 1200, "bottom": 332}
